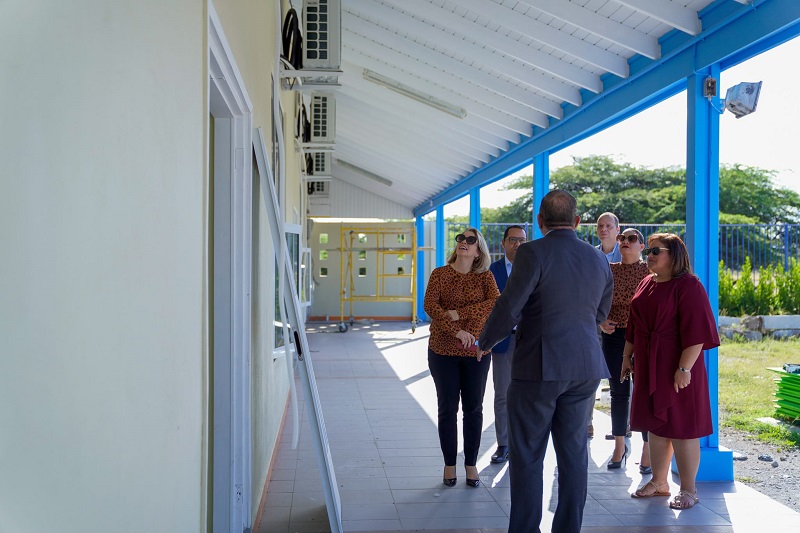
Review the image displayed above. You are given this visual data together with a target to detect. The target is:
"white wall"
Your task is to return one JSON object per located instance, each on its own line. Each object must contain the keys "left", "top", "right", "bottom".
{"left": 0, "top": 2, "right": 205, "bottom": 531}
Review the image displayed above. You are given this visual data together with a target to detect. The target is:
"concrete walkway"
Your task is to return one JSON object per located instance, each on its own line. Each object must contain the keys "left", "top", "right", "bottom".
{"left": 257, "top": 322, "right": 800, "bottom": 532}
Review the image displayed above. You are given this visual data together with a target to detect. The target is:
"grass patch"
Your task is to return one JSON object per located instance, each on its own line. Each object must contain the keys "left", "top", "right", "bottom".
{"left": 718, "top": 336, "right": 800, "bottom": 449}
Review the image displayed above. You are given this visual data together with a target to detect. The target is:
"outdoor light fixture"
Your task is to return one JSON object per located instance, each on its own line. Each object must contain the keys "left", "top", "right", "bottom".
{"left": 706, "top": 78, "right": 763, "bottom": 119}
{"left": 335, "top": 159, "right": 393, "bottom": 187}
{"left": 362, "top": 69, "right": 467, "bottom": 119}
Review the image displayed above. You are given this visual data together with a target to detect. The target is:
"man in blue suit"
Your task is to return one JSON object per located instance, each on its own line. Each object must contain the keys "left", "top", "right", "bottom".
{"left": 479, "top": 190, "right": 613, "bottom": 533}
{"left": 488, "top": 225, "right": 527, "bottom": 464}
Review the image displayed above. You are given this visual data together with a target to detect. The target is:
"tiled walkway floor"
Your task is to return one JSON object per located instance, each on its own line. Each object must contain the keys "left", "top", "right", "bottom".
{"left": 258, "top": 322, "right": 800, "bottom": 532}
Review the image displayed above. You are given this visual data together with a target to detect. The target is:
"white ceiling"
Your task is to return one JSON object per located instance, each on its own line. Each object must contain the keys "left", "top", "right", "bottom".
{"left": 297, "top": 0, "right": 757, "bottom": 213}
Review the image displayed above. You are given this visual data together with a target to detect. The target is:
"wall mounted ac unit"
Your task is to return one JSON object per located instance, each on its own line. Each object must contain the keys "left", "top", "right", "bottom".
{"left": 307, "top": 180, "right": 331, "bottom": 197}
{"left": 303, "top": 0, "right": 341, "bottom": 70}
{"left": 309, "top": 92, "right": 335, "bottom": 144}
{"left": 307, "top": 179, "right": 332, "bottom": 217}
{"left": 310, "top": 152, "right": 332, "bottom": 177}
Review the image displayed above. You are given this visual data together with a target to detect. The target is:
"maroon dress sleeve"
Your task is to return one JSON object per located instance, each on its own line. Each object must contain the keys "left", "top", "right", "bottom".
{"left": 677, "top": 276, "right": 720, "bottom": 351}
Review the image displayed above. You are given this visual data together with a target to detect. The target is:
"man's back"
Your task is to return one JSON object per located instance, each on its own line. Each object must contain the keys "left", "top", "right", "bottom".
{"left": 483, "top": 228, "right": 613, "bottom": 381}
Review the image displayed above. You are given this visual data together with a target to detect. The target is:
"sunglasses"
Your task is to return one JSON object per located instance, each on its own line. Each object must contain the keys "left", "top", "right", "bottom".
{"left": 644, "top": 247, "right": 670, "bottom": 256}
{"left": 616, "top": 234, "right": 640, "bottom": 244}
{"left": 455, "top": 234, "right": 478, "bottom": 245}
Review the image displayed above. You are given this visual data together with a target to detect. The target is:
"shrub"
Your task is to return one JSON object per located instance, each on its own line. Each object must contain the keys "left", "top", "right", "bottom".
{"left": 720, "top": 257, "right": 800, "bottom": 316}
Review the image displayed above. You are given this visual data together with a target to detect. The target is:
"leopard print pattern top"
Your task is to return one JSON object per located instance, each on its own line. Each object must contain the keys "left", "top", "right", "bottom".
{"left": 608, "top": 260, "right": 651, "bottom": 327}
{"left": 424, "top": 265, "right": 500, "bottom": 357}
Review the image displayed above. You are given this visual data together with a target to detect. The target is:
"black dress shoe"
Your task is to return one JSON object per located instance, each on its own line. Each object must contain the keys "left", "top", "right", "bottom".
{"left": 491, "top": 445, "right": 509, "bottom": 463}
{"left": 607, "top": 445, "right": 629, "bottom": 470}
{"left": 442, "top": 466, "right": 457, "bottom": 487}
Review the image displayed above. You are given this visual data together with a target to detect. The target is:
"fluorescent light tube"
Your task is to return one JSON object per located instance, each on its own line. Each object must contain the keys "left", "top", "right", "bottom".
{"left": 362, "top": 69, "right": 467, "bottom": 119}
{"left": 336, "top": 159, "right": 393, "bottom": 187}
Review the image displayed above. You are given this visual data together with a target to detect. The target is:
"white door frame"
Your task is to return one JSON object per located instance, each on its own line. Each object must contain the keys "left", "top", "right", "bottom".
{"left": 209, "top": 2, "right": 253, "bottom": 531}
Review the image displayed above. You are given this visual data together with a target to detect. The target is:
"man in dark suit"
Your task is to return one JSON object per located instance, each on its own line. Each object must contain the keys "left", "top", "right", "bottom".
{"left": 488, "top": 225, "right": 527, "bottom": 464}
{"left": 479, "top": 190, "right": 613, "bottom": 533}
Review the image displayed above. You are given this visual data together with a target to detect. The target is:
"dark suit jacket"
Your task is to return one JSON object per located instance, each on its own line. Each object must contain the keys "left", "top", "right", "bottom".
{"left": 480, "top": 229, "right": 613, "bottom": 381}
{"left": 488, "top": 257, "right": 512, "bottom": 353}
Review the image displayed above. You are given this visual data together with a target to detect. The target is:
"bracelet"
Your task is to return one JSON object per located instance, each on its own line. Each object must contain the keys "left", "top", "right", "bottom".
{"left": 622, "top": 354, "right": 632, "bottom": 359}
{"left": 678, "top": 367, "right": 691, "bottom": 373}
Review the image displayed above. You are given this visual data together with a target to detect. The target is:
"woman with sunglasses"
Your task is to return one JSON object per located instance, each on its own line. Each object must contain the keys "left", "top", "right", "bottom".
{"left": 598, "top": 228, "right": 649, "bottom": 471}
{"left": 622, "top": 233, "right": 719, "bottom": 510}
{"left": 423, "top": 228, "right": 500, "bottom": 488}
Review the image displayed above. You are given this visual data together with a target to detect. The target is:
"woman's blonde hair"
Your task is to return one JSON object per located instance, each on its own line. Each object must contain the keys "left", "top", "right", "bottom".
{"left": 446, "top": 228, "right": 492, "bottom": 273}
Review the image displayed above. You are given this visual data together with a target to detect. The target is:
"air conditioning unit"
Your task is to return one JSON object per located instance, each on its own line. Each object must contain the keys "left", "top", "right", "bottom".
{"left": 307, "top": 179, "right": 332, "bottom": 217}
{"left": 310, "top": 92, "right": 335, "bottom": 144}
{"left": 307, "top": 180, "right": 331, "bottom": 197}
{"left": 310, "top": 152, "right": 332, "bottom": 177}
{"left": 303, "top": 0, "right": 341, "bottom": 70}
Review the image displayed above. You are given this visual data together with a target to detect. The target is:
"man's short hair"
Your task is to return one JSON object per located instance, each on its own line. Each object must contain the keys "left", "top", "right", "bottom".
{"left": 540, "top": 190, "right": 577, "bottom": 227}
{"left": 503, "top": 225, "right": 526, "bottom": 240}
{"left": 597, "top": 212, "right": 619, "bottom": 227}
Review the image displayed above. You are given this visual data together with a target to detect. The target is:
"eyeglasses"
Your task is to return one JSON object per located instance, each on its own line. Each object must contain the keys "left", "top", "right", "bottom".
{"left": 455, "top": 234, "right": 478, "bottom": 245}
{"left": 504, "top": 237, "right": 526, "bottom": 244}
{"left": 616, "top": 234, "right": 640, "bottom": 244}
{"left": 644, "top": 247, "right": 670, "bottom": 256}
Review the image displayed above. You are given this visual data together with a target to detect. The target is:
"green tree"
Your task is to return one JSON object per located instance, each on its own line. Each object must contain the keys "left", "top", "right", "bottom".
{"left": 720, "top": 164, "right": 800, "bottom": 224}
{"left": 482, "top": 155, "right": 800, "bottom": 225}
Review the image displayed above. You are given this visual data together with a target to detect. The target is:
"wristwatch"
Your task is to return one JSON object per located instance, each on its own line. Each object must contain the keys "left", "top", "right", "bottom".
{"left": 678, "top": 367, "right": 691, "bottom": 373}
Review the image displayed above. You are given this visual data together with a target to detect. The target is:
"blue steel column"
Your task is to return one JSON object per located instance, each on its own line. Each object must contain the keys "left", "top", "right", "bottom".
{"left": 470, "top": 187, "right": 481, "bottom": 231}
{"left": 533, "top": 153, "right": 549, "bottom": 239}
{"left": 435, "top": 206, "right": 445, "bottom": 268}
{"left": 686, "top": 66, "right": 733, "bottom": 481}
{"left": 416, "top": 216, "right": 427, "bottom": 322}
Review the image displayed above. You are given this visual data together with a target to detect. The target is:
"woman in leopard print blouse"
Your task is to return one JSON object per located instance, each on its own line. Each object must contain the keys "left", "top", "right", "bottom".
{"left": 599, "top": 228, "right": 651, "bottom": 471}
{"left": 424, "top": 227, "right": 499, "bottom": 488}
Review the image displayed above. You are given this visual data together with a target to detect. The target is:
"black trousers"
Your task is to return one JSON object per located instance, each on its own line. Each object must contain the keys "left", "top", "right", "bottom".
{"left": 428, "top": 349, "right": 491, "bottom": 466}
{"left": 508, "top": 379, "right": 599, "bottom": 533}
{"left": 602, "top": 328, "right": 648, "bottom": 442}
{"left": 601, "top": 328, "right": 631, "bottom": 437}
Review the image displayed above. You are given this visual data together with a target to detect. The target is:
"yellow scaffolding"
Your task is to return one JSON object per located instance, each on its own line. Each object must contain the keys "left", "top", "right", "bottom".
{"left": 338, "top": 224, "right": 418, "bottom": 332}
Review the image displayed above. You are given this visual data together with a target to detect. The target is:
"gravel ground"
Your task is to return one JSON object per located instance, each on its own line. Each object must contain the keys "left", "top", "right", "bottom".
{"left": 718, "top": 426, "right": 800, "bottom": 512}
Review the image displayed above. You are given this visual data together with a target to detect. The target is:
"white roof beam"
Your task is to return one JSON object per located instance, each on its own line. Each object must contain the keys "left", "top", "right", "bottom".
{"left": 332, "top": 140, "right": 460, "bottom": 193}
{"left": 341, "top": 64, "right": 526, "bottom": 141}
{"left": 369, "top": 0, "right": 601, "bottom": 91}
{"left": 336, "top": 81, "right": 509, "bottom": 154}
{"left": 345, "top": 31, "right": 563, "bottom": 120}
{"left": 345, "top": 44, "right": 553, "bottom": 127}
{"left": 344, "top": 6, "right": 580, "bottom": 105}
{"left": 614, "top": 0, "right": 701, "bottom": 36}
{"left": 517, "top": 0, "right": 661, "bottom": 59}
{"left": 330, "top": 168, "right": 421, "bottom": 209}
{"left": 336, "top": 122, "right": 477, "bottom": 176}
{"left": 336, "top": 113, "right": 487, "bottom": 169}
{"left": 448, "top": 0, "right": 629, "bottom": 78}
{"left": 336, "top": 91, "right": 501, "bottom": 159}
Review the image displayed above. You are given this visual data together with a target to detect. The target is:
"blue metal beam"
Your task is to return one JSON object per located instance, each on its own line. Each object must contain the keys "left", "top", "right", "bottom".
{"left": 415, "top": 216, "right": 427, "bottom": 322}
{"left": 413, "top": 0, "right": 800, "bottom": 218}
{"left": 685, "top": 67, "right": 733, "bottom": 482}
{"left": 532, "top": 153, "right": 549, "bottom": 240}
{"left": 470, "top": 188, "right": 481, "bottom": 230}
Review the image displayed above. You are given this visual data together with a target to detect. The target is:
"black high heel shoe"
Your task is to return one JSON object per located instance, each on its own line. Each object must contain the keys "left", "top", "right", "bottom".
{"left": 607, "top": 445, "right": 629, "bottom": 470}
{"left": 465, "top": 466, "right": 480, "bottom": 487}
{"left": 442, "top": 466, "right": 457, "bottom": 487}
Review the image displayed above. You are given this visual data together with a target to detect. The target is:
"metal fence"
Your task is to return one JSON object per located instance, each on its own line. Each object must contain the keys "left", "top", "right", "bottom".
{"left": 445, "top": 222, "right": 800, "bottom": 278}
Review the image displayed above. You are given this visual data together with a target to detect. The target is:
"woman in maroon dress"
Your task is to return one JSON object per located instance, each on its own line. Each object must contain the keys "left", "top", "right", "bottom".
{"left": 621, "top": 233, "right": 719, "bottom": 510}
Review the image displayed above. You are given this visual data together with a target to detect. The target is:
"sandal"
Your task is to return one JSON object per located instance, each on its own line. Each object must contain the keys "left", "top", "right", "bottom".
{"left": 631, "top": 480, "right": 671, "bottom": 498}
{"left": 669, "top": 490, "right": 699, "bottom": 509}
